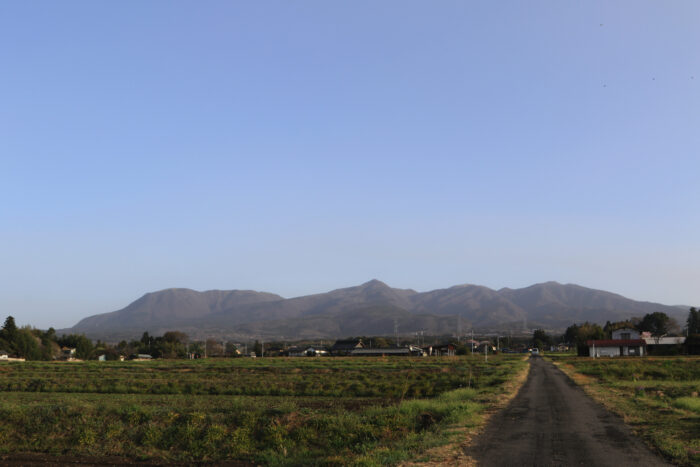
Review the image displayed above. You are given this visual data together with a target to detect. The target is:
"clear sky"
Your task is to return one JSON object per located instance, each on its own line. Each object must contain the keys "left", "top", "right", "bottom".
{"left": 1, "top": 1, "right": 699, "bottom": 329}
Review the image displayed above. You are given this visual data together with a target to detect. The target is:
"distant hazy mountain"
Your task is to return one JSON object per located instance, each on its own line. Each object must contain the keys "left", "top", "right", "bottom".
{"left": 65, "top": 280, "right": 689, "bottom": 340}
{"left": 71, "top": 288, "right": 283, "bottom": 333}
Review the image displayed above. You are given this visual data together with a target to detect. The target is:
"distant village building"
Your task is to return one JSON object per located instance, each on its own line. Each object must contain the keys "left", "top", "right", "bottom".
{"left": 305, "top": 347, "right": 329, "bottom": 357}
{"left": 612, "top": 328, "right": 641, "bottom": 340}
{"left": 350, "top": 345, "right": 423, "bottom": 357}
{"left": 464, "top": 339, "right": 480, "bottom": 352}
{"left": 641, "top": 331, "right": 686, "bottom": 355}
{"left": 286, "top": 346, "right": 306, "bottom": 357}
{"left": 640, "top": 331, "right": 686, "bottom": 346}
{"left": 587, "top": 329, "right": 645, "bottom": 357}
{"left": 330, "top": 339, "right": 364, "bottom": 356}
{"left": 131, "top": 354, "right": 153, "bottom": 361}
{"left": 423, "top": 344, "right": 455, "bottom": 356}
{"left": 61, "top": 347, "right": 77, "bottom": 361}
{"left": 0, "top": 350, "right": 9, "bottom": 360}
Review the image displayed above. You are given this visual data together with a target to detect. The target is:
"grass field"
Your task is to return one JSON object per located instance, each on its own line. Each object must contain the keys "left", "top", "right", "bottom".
{"left": 0, "top": 355, "right": 527, "bottom": 465}
{"left": 548, "top": 355, "right": 700, "bottom": 466}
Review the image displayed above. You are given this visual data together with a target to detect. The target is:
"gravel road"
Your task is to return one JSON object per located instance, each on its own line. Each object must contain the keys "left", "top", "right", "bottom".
{"left": 467, "top": 356, "right": 671, "bottom": 467}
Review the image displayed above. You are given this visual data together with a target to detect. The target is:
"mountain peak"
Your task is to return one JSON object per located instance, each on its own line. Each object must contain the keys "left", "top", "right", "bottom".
{"left": 361, "top": 279, "right": 389, "bottom": 288}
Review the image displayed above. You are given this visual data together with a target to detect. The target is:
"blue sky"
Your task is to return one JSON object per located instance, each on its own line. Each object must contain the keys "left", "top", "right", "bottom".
{"left": 1, "top": 1, "right": 699, "bottom": 328}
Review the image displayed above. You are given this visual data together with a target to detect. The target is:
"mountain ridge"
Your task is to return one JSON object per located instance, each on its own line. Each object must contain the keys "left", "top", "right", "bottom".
{"left": 64, "top": 280, "right": 689, "bottom": 340}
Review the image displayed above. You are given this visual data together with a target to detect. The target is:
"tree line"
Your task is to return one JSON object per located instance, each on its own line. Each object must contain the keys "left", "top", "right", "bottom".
{"left": 0, "top": 316, "right": 241, "bottom": 361}
{"left": 3, "top": 308, "right": 699, "bottom": 360}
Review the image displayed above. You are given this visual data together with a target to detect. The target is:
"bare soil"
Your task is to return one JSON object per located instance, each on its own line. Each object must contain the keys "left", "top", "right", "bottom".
{"left": 466, "top": 356, "right": 672, "bottom": 467}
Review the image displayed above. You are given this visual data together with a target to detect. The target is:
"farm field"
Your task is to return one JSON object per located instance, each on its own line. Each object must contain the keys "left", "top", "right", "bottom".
{"left": 0, "top": 355, "right": 527, "bottom": 465}
{"left": 548, "top": 355, "right": 700, "bottom": 466}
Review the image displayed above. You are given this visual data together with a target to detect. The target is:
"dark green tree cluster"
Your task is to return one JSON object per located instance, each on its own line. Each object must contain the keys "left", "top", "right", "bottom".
{"left": 0, "top": 316, "right": 61, "bottom": 360}
{"left": 532, "top": 329, "right": 552, "bottom": 350}
{"left": 637, "top": 312, "right": 673, "bottom": 338}
{"left": 128, "top": 331, "right": 189, "bottom": 358}
{"left": 0, "top": 315, "right": 199, "bottom": 361}
{"left": 56, "top": 334, "right": 94, "bottom": 360}
{"left": 685, "top": 308, "right": 700, "bottom": 355}
{"left": 564, "top": 322, "right": 605, "bottom": 356}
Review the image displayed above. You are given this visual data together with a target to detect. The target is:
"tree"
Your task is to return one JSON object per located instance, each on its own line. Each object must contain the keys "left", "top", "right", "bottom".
{"left": 206, "top": 339, "right": 224, "bottom": 357}
{"left": 532, "top": 329, "right": 552, "bottom": 350}
{"left": 1, "top": 316, "right": 18, "bottom": 345}
{"left": 163, "top": 331, "right": 188, "bottom": 345}
{"left": 564, "top": 322, "right": 605, "bottom": 356}
{"left": 14, "top": 328, "right": 42, "bottom": 360}
{"left": 638, "top": 312, "right": 671, "bottom": 338}
{"left": 687, "top": 307, "right": 700, "bottom": 335}
{"left": 58, "top": 334, "right": 94, "bottom": 360}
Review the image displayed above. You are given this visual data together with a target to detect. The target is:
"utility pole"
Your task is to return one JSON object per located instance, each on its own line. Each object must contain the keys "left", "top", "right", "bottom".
{"left": 471, "top": 329, "right": 474, "bottom": 355}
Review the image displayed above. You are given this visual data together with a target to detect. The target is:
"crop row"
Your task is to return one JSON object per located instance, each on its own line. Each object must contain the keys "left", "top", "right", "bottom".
{"left": 0, "top": 356, "right": 528, "bottom": 464}
{"left": 0, "top": 356, "right": 517, "bottom": 398}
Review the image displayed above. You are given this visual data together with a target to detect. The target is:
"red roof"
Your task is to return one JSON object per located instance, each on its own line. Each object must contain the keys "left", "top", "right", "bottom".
{"left": 586, "top": 339, "right": 645, "bottom": 346}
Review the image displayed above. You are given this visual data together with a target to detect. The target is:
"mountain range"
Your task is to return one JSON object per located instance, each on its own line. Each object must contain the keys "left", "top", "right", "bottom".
{"left": 63, "top": 280, "right": 689, "bottom": 341}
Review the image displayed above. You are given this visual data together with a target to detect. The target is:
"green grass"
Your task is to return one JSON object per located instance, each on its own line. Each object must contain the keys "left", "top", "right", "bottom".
{"left": 673, "top": 397, "right": 700, "bottom": 414}
{"left": 0, "top": 355, "right": 527, "bottom": 465}
{"left": 547, "top": 356, "right": 700, "bottom": 466}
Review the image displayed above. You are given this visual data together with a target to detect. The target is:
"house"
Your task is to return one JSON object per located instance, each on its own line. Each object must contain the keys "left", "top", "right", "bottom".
{"left": 424, "top": 344, "right": 455, "bottom": 356}
{"left": 305, "top": 347, "right": 329, "bottom": 357}
{"left": 612, "top": 328, "right": 641, "bottom": 340}
{"left": 640, "top": 331, "right": 686, "bottom": 346}
{"left": 131, "top": 354, "right": 153, "bottom": 361}
{"left": 0, "top": 350, "right": 9, "bottom": 360}
{"left": 464, "top": 339, "right": 480, "bottom": 352}
{"left": 588, "top": 328, "right": 686, "bottom": 356}
{"left": 641, "top": 332, "right": 686, "bottom": 355}
{"left": 286, "top": 346, "right": 306, "bottom": 357}
{"left": 330, "top": 339, "right": 364, "bottom": 356}
{"left": 61, "top": 347, "right": 77, "bottom": 361}
{"left": 586, "top": 339, "right": 645, "bottom": 357}
{"left": 351, "top": 345, "right": 423, "bottom": 357}
{"left": 585, "top": 327, "right": 646, "bottom": 357}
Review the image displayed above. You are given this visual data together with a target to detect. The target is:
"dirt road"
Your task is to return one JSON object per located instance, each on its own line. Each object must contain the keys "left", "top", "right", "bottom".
{"left": 467, "top": 356, "right": 671, "bottom": 467}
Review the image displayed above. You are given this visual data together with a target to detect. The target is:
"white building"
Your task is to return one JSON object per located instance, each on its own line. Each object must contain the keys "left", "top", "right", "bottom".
{"left": 587, "top": 329, "right": 646, "bottom": 357}
{"left": 611, "top": 328, "right": 641, "bottom": 340}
